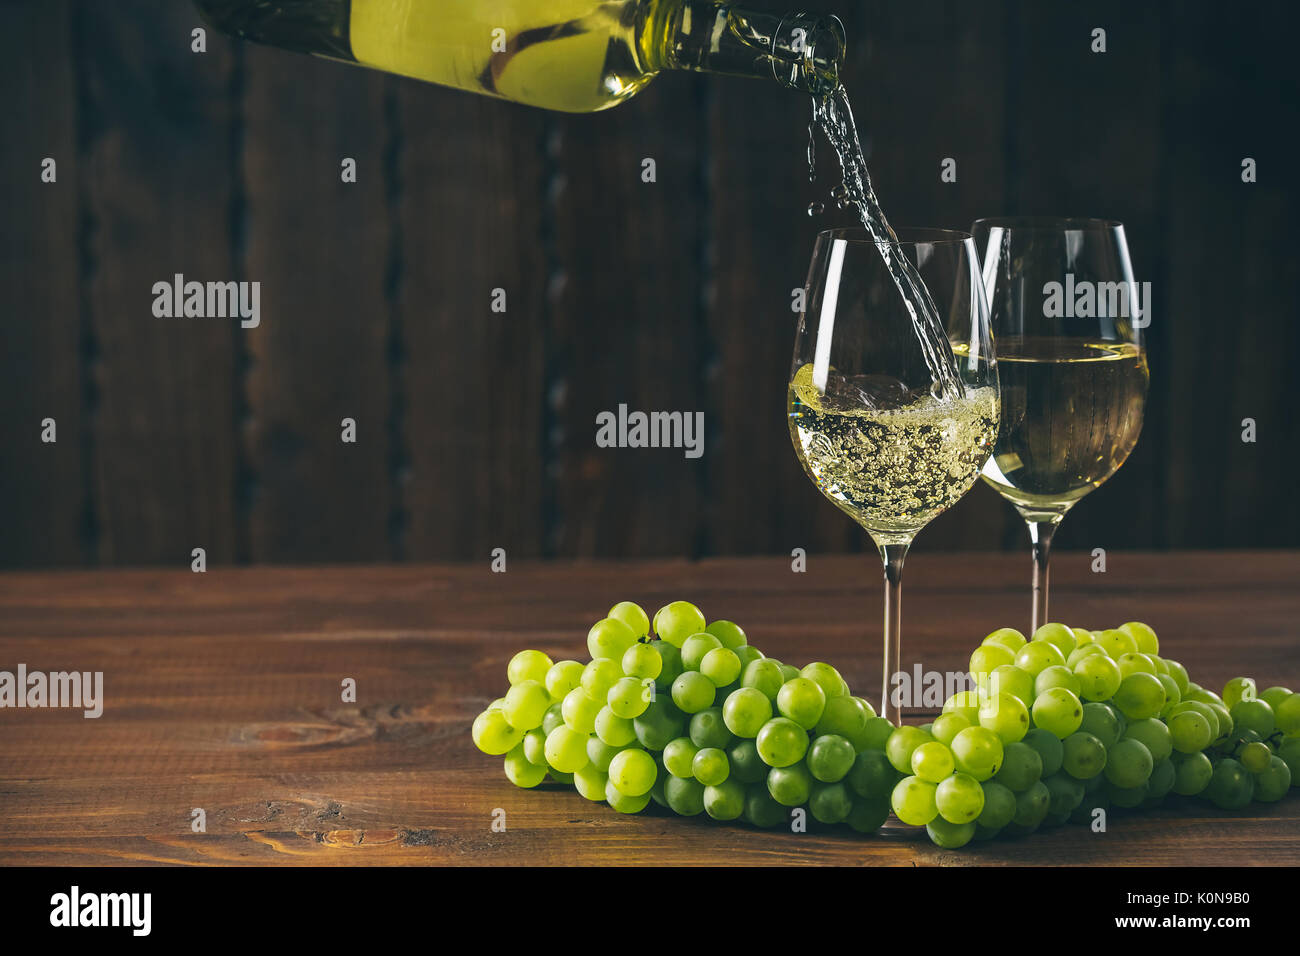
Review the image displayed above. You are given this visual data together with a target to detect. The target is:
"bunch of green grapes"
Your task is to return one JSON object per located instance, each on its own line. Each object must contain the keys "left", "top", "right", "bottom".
{"left": 471, "top": 600, "right": 907, "bottom": 831}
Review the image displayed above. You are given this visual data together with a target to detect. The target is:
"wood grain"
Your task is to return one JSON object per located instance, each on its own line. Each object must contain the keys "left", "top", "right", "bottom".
{"left": 0, "top": 553, "right": 1295, "bottom": 865}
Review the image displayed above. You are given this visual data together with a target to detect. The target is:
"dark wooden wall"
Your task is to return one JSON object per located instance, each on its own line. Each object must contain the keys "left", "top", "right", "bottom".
{"left": 2, "top": 0, "right": 1297, "bottom": 568}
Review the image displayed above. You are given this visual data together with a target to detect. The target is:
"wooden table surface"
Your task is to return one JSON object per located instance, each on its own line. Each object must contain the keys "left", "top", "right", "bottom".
{"left": 1, "top": 552, "right": 1297, "bottom": 866}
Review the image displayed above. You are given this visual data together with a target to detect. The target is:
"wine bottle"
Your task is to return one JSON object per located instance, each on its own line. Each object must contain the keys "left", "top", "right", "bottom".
{"left": 194, "top": 0, "right": 845, "bottom": 113}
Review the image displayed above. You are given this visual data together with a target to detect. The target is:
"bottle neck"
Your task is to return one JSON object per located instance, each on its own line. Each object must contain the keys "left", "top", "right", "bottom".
{"left": 656, "top": 2, "right": 845, "bottom": 94}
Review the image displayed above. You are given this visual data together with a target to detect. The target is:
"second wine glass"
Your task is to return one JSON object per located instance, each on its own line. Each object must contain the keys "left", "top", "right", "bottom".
{"left": 788, "top": 228, "right": 999, "bottom": 723}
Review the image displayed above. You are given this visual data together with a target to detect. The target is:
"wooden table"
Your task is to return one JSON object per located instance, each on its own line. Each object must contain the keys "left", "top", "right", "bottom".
{"left": 1, "top": 552, "right": 1296, "bottom": 866}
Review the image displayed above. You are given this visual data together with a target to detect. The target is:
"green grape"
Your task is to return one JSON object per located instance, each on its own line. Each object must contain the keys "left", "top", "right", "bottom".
{"left": 1104, "top": 738, "right": 1153, "bottom": 788}
{"left": 1205, "top": 758, "right": 1254, "bottom": 810}
{"left": 1067, "top": 644, "right": 1106, "bottom": 669}
{"left": 504, "top": 744, "right": 549, "bottom": 788}
{"left": 1230, "top": 699, "right": 1275, "bottom": 738}
{"left": 978, "top": 691, "right": 1031, "bottom": 744}
{"left": 700, "top": 647, "right": 742, "bottom": 688}
{"left": 1279, "top": 739, "right": 1300, "bottom": 786}
{"left": 671, "top": 671, "right": 716, "bottom": 713}
{"left": 573, "top": 763, "right": 608, "bottom": 801}
{"left": 664, "top": 775, "right": 706, "bottom": 815}
{"left": 1078, "top": 702, "right": 1121, "bottom": 749}
{"left": 549, "top": 769, "right": 574, "bottom": 785}
{"left": 1034, "top": 665, "right": 1082, "bottom": 698}
{"left": 744, "top": 785, "right": 788, "bottom": 828}
{"left": 1014, "top": 641, "right": 1067, "bottom": 678}
{"left": 1031, "top": 687, "right": 1084, "bottom": 739}
{"left": 931, "top": 712, "right": 972, "bottom": 746}
{"left": 1022, "top": 728, "right": 1064, "bottom": 776}
{"left": 655, "top": 601, "right": 706, "bottom": 647}
{"left": 581, "top": 658, "right": 622, "bottom": 700}
{"left": 608, "top": 747, "right": 656, "bottom": 796}
{"left": 734, "top": 645, "right": 766, "bottom": 670}
{"left": 607, "top": 600, "right": 650, "bottom": 638}
{"left": 846, "top": 796, "right": 891, "bottom": 833}
{"left": 977, "top": 781, "right": 1017, "bottom": 829}
{"left": 680, "top": 632, "right": 722, "bottom": 671}
{"left": 987, "top": 665, "right": 1035, "bottom": 709}
{"left": 1170, "top": 751, "right": 1213, "bottom": 795}
{"left": 692, "top": 747, "right": 729, "bottom": 787}
{"left": 1253, "top": 756, "right": 1292, "bottom": 802}
{"left": 507, "top": 649, "right": 554, "bottom": 686}
{"left": 727, "top": 739, "right": 768, "bottom": 784}
{"left": 994, "top": 742, "right": 1043, "bottom": 791}
{"left": 1072, "top": 627, "right": 1096, "bottom": 647}
{"left": 1107, "top": 780, "right": 1149, "bottom": 808}
{"left": 969, "top": 643, "right": 1015, "bottom": 690}
{"left": 768, "top": 763, "right": 814, "bottom": 806}
{"left": 652, "top": 641, "right": 685, "bottom": 689}
{"left": 1073, "top": 653, "right": 1123, "bottom": 702}
{"left": 861, "top": 716, "right": 897, "bottom": 752}
{"left": 705, "top": 619, "right": 747, "bottom": 649}
{"left": 722, "top": 687, "right": 774, "bottom": 738}
{"left": 1116, "top": 653, "right": 1158, "bottom": 680}
{"left": 633, "top": 695, "right": 687, "bottom": 750}
{"left": 1185, "top": 685, "right": 1224, "bottom": 706}
{"left": 890, "top": 775, "right": 939, "bottom": 825}
{"left": 814, "top": 695, "right": 870, "bottom": 741}
{"left": 503, "top": 680, "right": 551, "bottom": 731}
{"left": 848, "top": 749, "right": 898, "bottom": 799}
{"left": 588, "top": 736, "right": 629, "bottom": 773}
{"left": 800, "top": 662, "right": 850, "bottom": 700}
{"left": 776, "top": 677, "right": 827, "bottom": 730}
{"left": 472, "top": 709, "right": 523, "bottom": 756}
{"left": 778, "top": 663, "right": 802, "bottom": 682}
{"left": 523, "top": 728, "right": 549, "bottom": 766}
{"left": 910, "top": 741, "right": 955, "bottom": 784}
{"left": 1222, "top": 676, "right": 1257, "bottom": 709}
{"left": 1156, "top": 674, "right": 1182, "bottom": 717}
{"left": 1277, "top": 693, "right": 1300, "bottom": 735}
{"left": 808, "top": 781, "right": 853, "bottom": 824}
{"left": 703, "top": 779, "right": 746, "bottom": 820}
{"left": 1095, "top": 628, "right": 1138, "bottom": 658}
{"left": 1032, "top": 623, "right": 1077, "bottom": 657}
{"left": 741, "top": 659, "right": 786, "bottom": 701}
{"left": 1169, "top": 700, "right": 1220, "bottom": 740}
{"left": 1061, "top": 732, "right": 1107, "bottom": 780}
{"left": 621, "top": 643, "right": 662, "bottom": 681}
{"left": 1112, "top": 673, "right": 1166, "bottom": 721}
{"left": 1122, "top": 718, "right": 1173, "bottom": 763}
{"left": 1239, "top": 741, "right": 1271, "bottom": 773}
{"left": 486, "top": 697, "right": 507, "bottom": 712}
{"left": 605, "top": 777, "right": 651, "bottom": 813}
{"left": 982, "top": 627, "right": 1027, "bottom": 653}
{"left": 918, "top": 722, "right": 935, "bottom": 736}
{"left": 756, "top": 717, "right": 810, "bottom": 768}
{"left": 541, "top": 702, "right": 565, "bottom": 735}
{"left": 1118, "top": 621, "right": 1159, "bottom": 654}
{"left": 1043, "top": 772, "right": 1085, "bottom": 815}
{"left": 1163, "top": 658, "right": 1190, "bottom": 696}
{"left": 588, "top": 618, "right": 638, "bottom": 662}
{"left": 925, "top": 817, "right": 976, "bottom": 848}
{"left": 950, "top": 727, "right": 1004, "bottom": 782}
{"left": 594, "top": 705, "right": 638, "bottom": 747}
{"left": 1260, "top": 685, "right": 1293, "bottom": 710}
{"left": 935, "top": 772, "right": 985, "bottom": 824}
{"left": 1207, "top": 702, "right": 1234, "bottom": 744}
{"left": 544, "top": 660, "right": 585, "bottom": 701}
{"left": 1167, "top": 709, "right": 1212, "bottom": 756}
{"left": 1011, "top": 780, "right": 1051, "bottom": 827}
{"left": 561, "top": 687, "right": 603, "bottom": 733}
{"left": 885, "top": 725, "right": 934, "bottom": 774}
{"left": 942, "top": 690, "right": 983, "bottom": 725}
{"left": 808, "top": 734, "right": 857, "bottom": 783}
{"left": 663, "top": 736, "right": 700, "bottom": 778}
{"left": 689, "top": 706, "right": 734, "bottom": 750}
{"left": 544, "top": 725, "right": 590, "bottom": 773}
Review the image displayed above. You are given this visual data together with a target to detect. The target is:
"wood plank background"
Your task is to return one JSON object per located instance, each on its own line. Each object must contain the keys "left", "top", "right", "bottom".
{"left": 2, "top": 0, "right": 1297, "bottom": 568}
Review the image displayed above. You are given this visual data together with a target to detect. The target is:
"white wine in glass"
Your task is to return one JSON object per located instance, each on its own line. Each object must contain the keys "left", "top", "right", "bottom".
{"left": 970, "top": 218, "right": 1149, "bottom": 633}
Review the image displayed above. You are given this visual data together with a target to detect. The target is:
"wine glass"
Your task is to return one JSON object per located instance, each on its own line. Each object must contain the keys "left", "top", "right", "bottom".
{"left": 971, "top": 217, "right": 1149, "bottom": 634}
{"left": 787, "top": 228, "right": 999, "bottom": 723}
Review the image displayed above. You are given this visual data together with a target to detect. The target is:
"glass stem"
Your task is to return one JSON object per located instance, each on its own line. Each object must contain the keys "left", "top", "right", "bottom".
{"left": 1026, "top": 520, "right": 1059, "bottom": 634}
{"left": 877, "top": 540, "right": 911, "bottom": 726}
